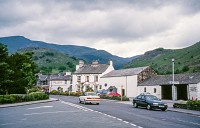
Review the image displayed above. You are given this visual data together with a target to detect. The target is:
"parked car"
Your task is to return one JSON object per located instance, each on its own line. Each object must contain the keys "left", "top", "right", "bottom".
{"left": 133, "top": 93, "right": 168, "bottom": 111}
{"left": 79, "top": 92, "right": 100, "bottom": 105}
{"left": 96, "top": 89, "right": 108, "bottom": 96}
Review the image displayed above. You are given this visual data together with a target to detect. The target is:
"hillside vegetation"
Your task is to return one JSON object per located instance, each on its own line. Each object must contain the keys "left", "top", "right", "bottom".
{"left": 123, "top": 41, "right": 200, "bottom": 75}
{"left": 0, "top": 36, "right": 137, "bottom": 69}
{"left": 17, "top": 47, "right": 79, "bottom": 74}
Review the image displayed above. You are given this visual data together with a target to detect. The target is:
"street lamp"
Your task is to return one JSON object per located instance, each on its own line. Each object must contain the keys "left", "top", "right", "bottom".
{"left": 172, "top": 58, "right": 175, "bottom": 101}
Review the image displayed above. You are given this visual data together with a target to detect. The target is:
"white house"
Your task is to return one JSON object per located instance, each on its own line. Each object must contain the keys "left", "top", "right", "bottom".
{"left": 49, "top": 72, "right": 72, "bottom": 92}
{"left": 100, "top": 66, "right": 157, "bottom": 97}
{"left": 72, "top": 60, "right": 114, "bottom": 92}
{"left": 138, "top": 72, "right": 200, "bottom": 100}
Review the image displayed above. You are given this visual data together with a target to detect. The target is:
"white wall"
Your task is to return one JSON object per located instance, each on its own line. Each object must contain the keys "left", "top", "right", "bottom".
{"left": 197, "top": 82, "right": 200, "bottom": 100}
{"left": 137, "top": 85, "right": 161, "bottom": 99}
{"left": 72, "top": 63, "right": 114, "bottom": 92}
{"left": 189, "top": 84, "right": 199, "bottom": 100}
{"left": 99, "top": 75, "right": 138, "bottom": 97}
{"left": 49, "top": 80, "right": 71, "bottom": 92}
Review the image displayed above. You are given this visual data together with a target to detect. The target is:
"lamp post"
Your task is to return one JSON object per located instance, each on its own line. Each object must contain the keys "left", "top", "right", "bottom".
{"left": 172, "top": 58, "right": 175, "bottom": 101}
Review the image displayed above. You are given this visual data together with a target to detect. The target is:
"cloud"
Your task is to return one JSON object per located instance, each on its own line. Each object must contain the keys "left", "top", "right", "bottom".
{"left": 0, "top": 0, "right": 200, "bottom": 57}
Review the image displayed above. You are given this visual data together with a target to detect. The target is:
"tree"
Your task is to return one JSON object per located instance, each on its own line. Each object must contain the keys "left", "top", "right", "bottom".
{"left": 182, "top": 65, "right": 189, "bottom": 72}
{"left": 0, "top": 43, "right": 11, "bottom": 94}
{"left": 58, "top": 66, "right": 66, "bottom": 72}
{"left": 6, "top": 52, "right": 38, "bottom": 94}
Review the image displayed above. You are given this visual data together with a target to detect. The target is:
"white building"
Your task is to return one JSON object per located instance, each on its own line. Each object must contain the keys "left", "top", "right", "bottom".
{"left": 72, "top": 60, "right": 114, "bottom": 92}
{"left": 49, "top": 72, "right": 72, "bottom": 92}
{"left": 138, "top": 72, "right": 200, "bottom": 100}
{"left": 100, "top": 66, "right": 157, "bottom": 97}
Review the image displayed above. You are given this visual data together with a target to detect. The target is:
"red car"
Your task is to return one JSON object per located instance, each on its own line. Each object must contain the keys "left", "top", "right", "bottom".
{"left": 108, "top": 92, "right": 121, "bottom": 97}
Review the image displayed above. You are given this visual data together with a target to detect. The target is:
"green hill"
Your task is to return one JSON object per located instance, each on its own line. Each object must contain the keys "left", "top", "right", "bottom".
{"left": 17, "top": 47, "right": 79, "bottom": 74}
{"left": 123, "top": 41, "right": 200, "bottom": 75}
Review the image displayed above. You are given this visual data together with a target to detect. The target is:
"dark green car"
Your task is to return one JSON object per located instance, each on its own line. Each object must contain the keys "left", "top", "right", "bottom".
{"left": 133, "top": 94, "right": 168, "bottom": 111}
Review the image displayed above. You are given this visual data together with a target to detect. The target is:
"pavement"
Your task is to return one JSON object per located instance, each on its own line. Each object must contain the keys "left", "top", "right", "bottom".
{"left": 0, "top": 97, "right": 200, "bottom": 116}
{"left": 0, "top": 98, "right": 58, "bottom": 108}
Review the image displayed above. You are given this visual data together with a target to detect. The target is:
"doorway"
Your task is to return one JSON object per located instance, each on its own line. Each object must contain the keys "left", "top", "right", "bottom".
{"left": 161, "top": 85, "right": 172, "bottom": 100}
{"left": 176, "top": 84, "right": 188, "bottom": 100}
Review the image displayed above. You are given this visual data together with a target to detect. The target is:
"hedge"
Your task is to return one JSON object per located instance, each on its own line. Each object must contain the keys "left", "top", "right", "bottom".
{"left": 173, "top": 100, "right": 200, "bottom": 111}
{"left": 0, "top": 92, "right": 49, "bottom": 104}
{"left": 50, "top": 90, "right": 83, "bottom": 96}
{"left": 100, "top": 95, "right": 130, "bottom": 101}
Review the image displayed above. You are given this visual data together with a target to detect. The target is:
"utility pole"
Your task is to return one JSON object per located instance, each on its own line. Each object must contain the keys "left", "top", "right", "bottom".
{"left": 172, "top": 58, "right": 175, "bottom": 101}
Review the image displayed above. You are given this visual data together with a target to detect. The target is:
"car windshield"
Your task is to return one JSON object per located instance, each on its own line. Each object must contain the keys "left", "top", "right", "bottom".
{"left": 146, "top": 95, "right": 160, "bottom": 101}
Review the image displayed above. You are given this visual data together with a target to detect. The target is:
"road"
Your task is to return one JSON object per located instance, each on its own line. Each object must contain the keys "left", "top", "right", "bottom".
{"left": 0, "top": 95, "right": 200, "bottom": 128}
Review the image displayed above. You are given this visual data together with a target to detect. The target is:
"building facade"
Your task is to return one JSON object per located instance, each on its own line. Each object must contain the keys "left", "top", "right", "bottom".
{"left": 100, "top": 66, "right": 157, "bottom": 97}
{"left": 72, "top": 60, "right": 114, "bottom": 92}
{"left": 138, "top": 72, "right": 200, "bottom": 100}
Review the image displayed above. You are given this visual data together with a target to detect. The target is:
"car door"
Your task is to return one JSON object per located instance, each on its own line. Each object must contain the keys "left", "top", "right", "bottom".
{"left": 135, "top": 95, "right": 142, "bottom": 106}
{"left": 140, "top": 95, "right": 147, "bottom": 107}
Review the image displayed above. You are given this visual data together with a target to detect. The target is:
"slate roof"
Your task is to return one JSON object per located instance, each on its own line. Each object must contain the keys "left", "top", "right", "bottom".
{"left": 101, "top": 66, "right": 149, "bottom": 78}
{"left": 38, "top": 74, "right": 48, "bottom": 81}
{"left": 138, "top": 72, "right": 200, "bottom": 86}
{"left": 74, "top": 64, "right": 109, "bottom": 74}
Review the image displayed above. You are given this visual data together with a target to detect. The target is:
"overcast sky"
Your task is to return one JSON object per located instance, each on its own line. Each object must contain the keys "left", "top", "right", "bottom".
{"left": 0, "top": 0, "right": 200, "bottom": 57}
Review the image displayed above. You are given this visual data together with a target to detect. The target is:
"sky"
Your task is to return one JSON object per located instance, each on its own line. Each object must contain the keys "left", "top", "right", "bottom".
{"left": 0, "top": 0, "right": 200, "bottom": 57}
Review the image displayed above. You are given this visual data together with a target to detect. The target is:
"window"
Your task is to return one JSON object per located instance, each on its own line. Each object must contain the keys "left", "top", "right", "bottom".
{"left": 154, "top": 88, "right": 156, "bottom": 93}
{"left": 77, "top": 76, "right": 81, "bottom": 82}
{"left": 86, "top": 76, "right": 89, "bottom": 82}
{"left": 144, "top": 87, "right": 146, "bottom": 92}
{"left": 94, "top": 76, "right": 98, "bottom": 82}
{"left": 99, "top": 85, "right": 102, "bottom": 89}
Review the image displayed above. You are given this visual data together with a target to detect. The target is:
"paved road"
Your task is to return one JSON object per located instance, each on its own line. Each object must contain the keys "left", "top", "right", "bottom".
{"left": 1, "top": 95, "right": 200, "bottom": 128}
{"left": 0, "top": 100, "right": 136, "bottom": 128}
{"left": 52, "top": 95, "right": 200, "bottom": 128}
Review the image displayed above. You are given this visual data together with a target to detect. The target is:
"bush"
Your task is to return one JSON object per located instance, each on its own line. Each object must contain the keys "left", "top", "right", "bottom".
{"left": 100, "top": 95, "right": 129, "bottom": 101}
{"left": 50, "top": 90, "right": 58, "bottom": 95}
{"left": 0, "top": 93, "right": 49, "bottom": 104}
{"left": 173, "top": 100, "right": 200, "bottom": 111}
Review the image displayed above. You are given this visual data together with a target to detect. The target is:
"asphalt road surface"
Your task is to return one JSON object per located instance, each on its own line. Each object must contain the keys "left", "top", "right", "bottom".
{"left": 0, "top": 95, "right": 200, "bottom": 128}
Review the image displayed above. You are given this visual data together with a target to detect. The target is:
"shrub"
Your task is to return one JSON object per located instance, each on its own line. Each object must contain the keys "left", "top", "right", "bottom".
{"left": 51, "top": 90, "right": 58, "bottom": 95}
{"left": 100, "top": 95, "right": 129, "bottom": 101}
{"left": 0, "top": 93, "right": 49, "bottom": 104}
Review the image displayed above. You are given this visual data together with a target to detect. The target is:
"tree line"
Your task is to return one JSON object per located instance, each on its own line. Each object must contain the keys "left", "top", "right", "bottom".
{"left": 0, "top": 43, "right": 38, "bottom": 94}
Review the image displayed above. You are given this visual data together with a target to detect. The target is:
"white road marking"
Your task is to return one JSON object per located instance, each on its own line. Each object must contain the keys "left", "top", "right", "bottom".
{"left": 123, "top": 121, "right": 129, "bottom": 124}
{"left": 0, "top": 123, "right": 14, "bottom": 126}
{"left": 130, "top": 123, "right": 137, "bottom": 126}
{"left": 60, "top": 100, "right": 143, "bottom": 127}
{"left": 27, "top": 106, "right": 53, "bottom": 110}
{"left": 116, "top": 118, "right": 123, "bottom": 121}
{"left": 24, "top": 110, "right": 81, "bottom": 116}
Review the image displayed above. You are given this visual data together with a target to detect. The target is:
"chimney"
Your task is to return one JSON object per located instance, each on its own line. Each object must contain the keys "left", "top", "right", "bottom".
{"left": 92, "top": 60, "right": 99, "bottom": 65}
{"left": 76, "top": 60, "right": 84, "bottom": 70}
{"left": 108, "top": 59, "right": 113, "bottom": 66}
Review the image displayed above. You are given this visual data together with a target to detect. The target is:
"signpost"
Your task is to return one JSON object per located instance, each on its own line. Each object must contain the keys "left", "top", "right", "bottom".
{"left": 121, "top": 85, "right": 123, "bottom": 101}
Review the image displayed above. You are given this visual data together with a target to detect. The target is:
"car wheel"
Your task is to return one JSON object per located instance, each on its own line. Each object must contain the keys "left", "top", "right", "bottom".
{"left": 79, "top": 99, "right": 82, "bottom": 103}
{"left": 96, "top": 103, "right": 99, "bottom": 105}
{"left": 147, "top": 104, "right": 151, "bottom": 110}
{"left": 161, "top": 108, "right": 167, "bottom": 111}
{"left": 134, "top": 103, "right": 138, "bottom": 108}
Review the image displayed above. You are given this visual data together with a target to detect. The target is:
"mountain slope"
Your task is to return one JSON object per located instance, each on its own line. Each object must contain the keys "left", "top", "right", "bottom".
{"left": 17, "top": 47, "right": 79, "bottom": 74}
{"left": 0, "top": 36, "right": 137, "bottom": 69}
{"left": 123, "top": 42, "right": 200, "bottom": 74}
